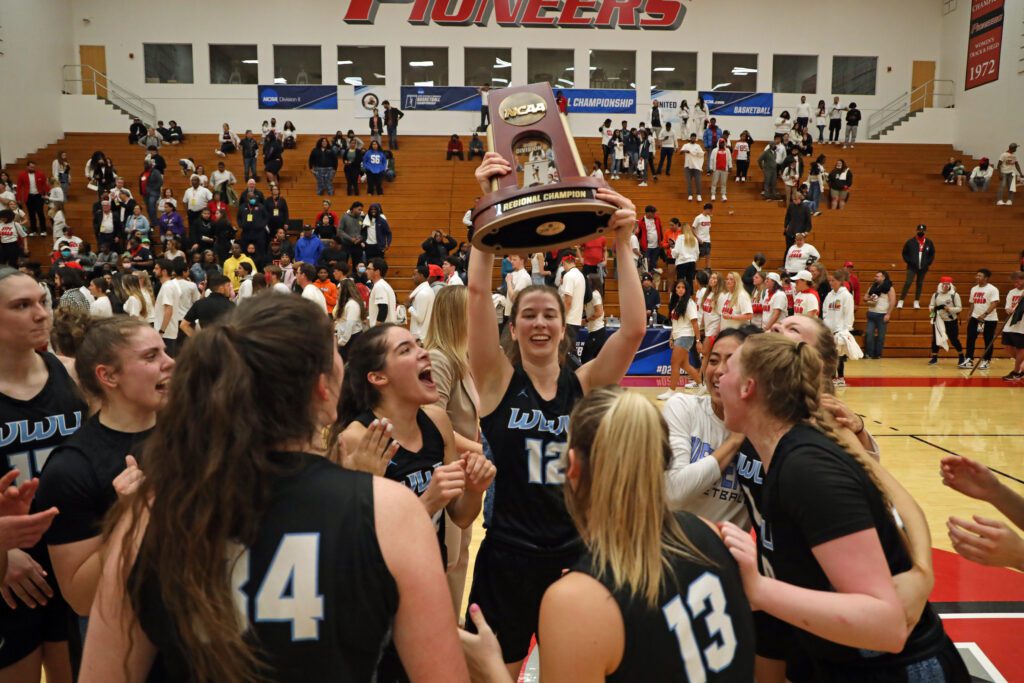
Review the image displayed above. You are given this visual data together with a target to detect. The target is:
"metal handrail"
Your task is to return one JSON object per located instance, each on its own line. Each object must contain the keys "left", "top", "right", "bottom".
{"left": 867, "top": 79, "right": 954, "bottom": 138}
{"left": 62, "top": 64, "right": 157, "bottom": 126}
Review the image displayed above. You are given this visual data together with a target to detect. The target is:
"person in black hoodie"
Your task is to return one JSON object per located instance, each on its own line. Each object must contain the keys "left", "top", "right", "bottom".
{"left": 898, "top": 224, "right": 936, "bottom": 309}
{"left": 128, "top": 118, "right": 147, "bottom": 145}
{"left": 843, "top": 102, "right": 862, "bottom": 148}
{"left": 238, "top": 196, "right": 269, "bottom": 256}
{"left": 419, "top": 230, "right": 457, "bottom": 267}
{"left": 308, "top": 137, "right": 338, "bottom": 196}
{"left": 341, "top": 140, "right": 363, "bottom": 196}
{"left": 263, "top": 132, "right": 284, "bottom": 186}
{"left": 783, "top": 192, "right": 812, "bottom": 251}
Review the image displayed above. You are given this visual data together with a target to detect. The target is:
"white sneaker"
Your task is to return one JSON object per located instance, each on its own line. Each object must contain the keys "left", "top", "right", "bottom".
{"left": 684, "top": 381, "right": 698, "bottom": 389}
{"left": 710, "top": 194, "right": 716, "bottom": 201}
{"left": 896, "top": 301, "right": 904, "bottom": 309}
{"left": 913, "top": 301, "right": 920, "bottom": 309}
{"left": 958, "top": 358, "right": 973, "bottom": 369}
{"left": 687, "top": 195, "right": 693, "bottom": 201}
{"left": 722, "top": 195, "right": 728, "bottom": 201}
{"left": 638, "top": 182, "right": 648, "bottom": 187}
{"left": 979, "top": 360, "right": 990, "bottom": 370}
{"left": 657, "top": 389, "right": 677, "bottom": 401}
{"left": 1008, "top": 200, "right": 1014, "bottom": 205}
{"left": 833, "top": 377, "right": 847, "bottom": 387}
{"left": 697, "top": 195, "right": 703, "bottom": 201}
{"left": 997, "top": 200, "right": 1006, "bottom": 206}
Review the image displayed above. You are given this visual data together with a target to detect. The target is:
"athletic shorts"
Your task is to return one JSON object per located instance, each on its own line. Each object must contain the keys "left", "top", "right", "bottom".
{"left": 673, "top": 336, "right": 694, "bottom": 350}
{"left": 1002, "top": 331, "right": 1024, "bottom": 348}
{"left": 698, "top": 242, "right": 712, "bottom": 257}
{"left": 0, "top": 586, "right": 70, "bottom": 667}
{"left": 465, "top": 536, "right": 582, "bottom": 663}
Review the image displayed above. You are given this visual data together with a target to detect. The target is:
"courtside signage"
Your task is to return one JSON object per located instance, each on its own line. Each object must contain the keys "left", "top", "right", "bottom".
{"left": 343, "top": 0, "right": 686, "bottom": 29}
{"left": 257, "top": 85, "right": 338, "bottom": 110}
{"left": 964, "top": 0, "right": 1003, "bottom": 90}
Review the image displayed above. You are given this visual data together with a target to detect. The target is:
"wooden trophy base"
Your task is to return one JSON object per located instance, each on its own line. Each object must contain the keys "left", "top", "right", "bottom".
{"left": 469, "top": 178, "right": 616, "bottom": 254}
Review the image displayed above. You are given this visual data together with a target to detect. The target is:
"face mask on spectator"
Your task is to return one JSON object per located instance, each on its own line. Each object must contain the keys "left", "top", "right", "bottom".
{"left": 357, "top": 265, "right": 366, "bottom": 274}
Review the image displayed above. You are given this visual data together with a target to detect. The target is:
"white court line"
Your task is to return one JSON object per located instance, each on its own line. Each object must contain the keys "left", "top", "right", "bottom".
{"left": 956, "top": 642, "right": 1008, "bottom": 683}
{"left": 939, "top": 613, "right": 1024, "bottom": 619}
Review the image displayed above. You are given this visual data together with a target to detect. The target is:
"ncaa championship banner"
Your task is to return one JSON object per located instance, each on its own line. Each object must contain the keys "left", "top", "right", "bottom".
{"left": 257, "top": 85, "right": 338, "bottom": 110}
{"left": 353, "top": 85, "right": 392, "bottom": 118}
{"left": 401, "top": 86, "right": 481, "bottom": 111}
{"left": 560, "top": 89, "right": 636, "bottom": 114}
{"left": 650, "top": 90, "right": 694, "bottom": 125}
{"left": 698, "top": 91, "right": 773, "bottom": 117}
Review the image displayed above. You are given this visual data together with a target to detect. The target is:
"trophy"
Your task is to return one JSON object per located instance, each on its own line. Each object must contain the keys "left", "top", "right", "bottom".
{"left": 469, "top": 83, "right": 616, "bottom": 254}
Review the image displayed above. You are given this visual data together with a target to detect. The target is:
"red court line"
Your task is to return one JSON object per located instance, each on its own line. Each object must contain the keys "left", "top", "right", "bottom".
{"left": 619, "top": 376, "right": 1022, "bottom": 388}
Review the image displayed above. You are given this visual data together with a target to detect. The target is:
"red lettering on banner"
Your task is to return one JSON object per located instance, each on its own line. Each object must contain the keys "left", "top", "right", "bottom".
{"left": 640, "top": 0, "right": 685, "bottom": 29}
{"left": 594, "top": 0, "right": 643, "bottom": 28}
{"left": 558, "top": 0, "right": 598, "bottom": 25}
{"left": 521, "top": 0, "right": 563, "bottom": 25}
{"left": 433, "top": 0, "right": 480, "bottom": 24}
{"left": 344, "top": 0, "right": 685, "bottom": 28}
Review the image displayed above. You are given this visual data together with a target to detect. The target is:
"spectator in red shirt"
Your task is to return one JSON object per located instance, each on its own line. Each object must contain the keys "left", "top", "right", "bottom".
{"left": 555, "top": 91, "right": 568, "bottom": 114}
{"left": 843, "top": 260, "right": 861, "bottom": 303}
{"left": 446, "top": 134, "right": 465, "bottom": 161}
{"left": 16, "top": 161, "right": 50, "bottom": 235}
{"left": 636, "top": 205, "right": 663, "bottom": 274}
{"left": 580, "top": 236, "right": 607, "bottom": 280}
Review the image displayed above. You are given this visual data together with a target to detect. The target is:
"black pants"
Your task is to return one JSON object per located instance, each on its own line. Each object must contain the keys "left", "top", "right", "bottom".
{"left": 566, "top": 323, "right": 581, "bottom": 362}
{"left": 447, "top": 151, "right": 465, "bottom": 161}
{"left": 932, "top": 319, "right": 964, "bottom": 355}
{"left": 366, "top": 172, "right": 384, "bottom": 195}
{"left": 657, "top": 148, "right": 674, "bottom": 175}
{"left": 900, "top": 268, "right": 928, "bottom": 301}
{"left": 602, "top": 144, "right": 611, "bottom": 170}
{"left": 363, "top": 244, "right": 384, "bottom": 262}
{"left": 736, "top": 159, "right": 750, "bottom": 179}
{"left": 0, "top": 242, "right": 21, "bottom": 266}
{"left": 676, "top": 262, "right": 696, "bottom": 303}
{"left": 480, "top": 106, "right": 489, "bottom": 129}
{"left": 26, "top": 194, "right": 46, "bottom": 232}
{"left": 581, "top": 327, "right": 609, "bottom": 363}
{"left": 828, "top": 120, "right": 841, "bottom": 142}
{"left": 345, "top": 168, "right": 360, "bottom": 195}
{"left": 966, "top": 318, "right": 997, "bottom": 360}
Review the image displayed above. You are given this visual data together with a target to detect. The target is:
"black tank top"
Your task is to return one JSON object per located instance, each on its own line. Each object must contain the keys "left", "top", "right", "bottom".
{"left": 0, "top": 352, "right": 86, "bottom": 482}
{"left": 480, "top": 364, "right": 584, "bottom": 552}
{"left": 134, "top": 453, "right": 398, "bottom": 682}
{"left": 355, "top": 409, "right": 447, "bottom": 564}
{"left": 575, "top": 512, "right": 755, "bottom": 682}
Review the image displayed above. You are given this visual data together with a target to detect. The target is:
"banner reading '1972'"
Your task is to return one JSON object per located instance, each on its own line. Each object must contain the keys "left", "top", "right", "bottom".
{"left": 258, "top": 85, "right": 338, "bottom": 110}
{"left": 965, "top": 0, "right": 1003, "bottom": 90}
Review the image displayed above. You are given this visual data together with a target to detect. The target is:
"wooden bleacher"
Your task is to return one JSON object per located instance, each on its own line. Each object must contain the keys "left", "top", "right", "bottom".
{"left": 4, "top": 132, "right": 1020, "bottom": 358}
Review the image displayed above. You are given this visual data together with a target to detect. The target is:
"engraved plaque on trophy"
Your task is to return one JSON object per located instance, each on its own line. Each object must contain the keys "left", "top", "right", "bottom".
{"left": 469, "top": 83, "right": 616, "bottom": 254}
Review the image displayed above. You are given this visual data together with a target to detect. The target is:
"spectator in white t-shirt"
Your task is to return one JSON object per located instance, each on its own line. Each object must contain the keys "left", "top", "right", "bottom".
{"left": 963, "top": 268, "right": 1000, "bottom": 369}
{"left": 296, "top": 262, "right": 327, "bottom": 314}
{"left": 784, "top": 232, "right": 820, "bottom": 276}
{"left": 659, "top": 279, "right": 701, "bottom": 400}
{"left": 823, "top": 269, "right": 856, "bottom": 386}
{"left": 691, "top": 203, "right": 713, "bottom": 269}
{"left": 504, "top": 254, "right": 532, "bottom": 315}
{"left": 558, "top": 253, "right": 586, "bottom": 360}
{"left": 366, "top": 257, "right": 397, "bottom": 326}
{"left": 761, "top": 272, "right": 789, "bottom": 330}
{"left": 1000, "top": 271, "right": 1024, "bottom": 380}
{"left": 152, "top": 258, "right": 182, "bottom": 356}
{"left": 792, "top": 269, "right": 820, "bottom": 318}
{"left": 719, "top": 272, "right": 753, "bottom": 330}
{"left": 680, "top": 133, "right": 705, "bottom": 201}
{"left": 442, "top": 256, "right": 464, "bottom": 286}
{"left": 407, "top": 264, "right": 435, "bottom": 340}
{"left": 996, "top": 143, "right": 1021, "bottom": 205}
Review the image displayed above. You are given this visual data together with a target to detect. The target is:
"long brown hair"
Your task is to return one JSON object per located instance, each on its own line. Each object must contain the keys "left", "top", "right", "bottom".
{"left": 112, "top": 294, "right": 336, "bottom": 683}
{"left": 566, "top": 386, "right": 711, "bottom": 607}
{"left": 501, "top": 284, "right": 569, "bottom": 365}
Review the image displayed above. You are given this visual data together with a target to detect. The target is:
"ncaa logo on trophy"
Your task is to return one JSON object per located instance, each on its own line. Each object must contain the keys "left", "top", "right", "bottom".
{"left": 469, "top": 83, "right": 615, "bottom": 254}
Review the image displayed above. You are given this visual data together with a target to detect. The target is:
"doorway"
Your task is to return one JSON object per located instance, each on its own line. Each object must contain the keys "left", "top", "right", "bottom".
{"left": 79, "top": 45, "right": 107, "bottom": 99}
{"left": 910, "top": 60, "right": 935, "bottom": 112}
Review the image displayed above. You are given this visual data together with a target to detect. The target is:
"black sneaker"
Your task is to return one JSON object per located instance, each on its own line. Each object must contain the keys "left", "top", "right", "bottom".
{"left": 1002, "top": 372, "right": 1023, "bottom": 382}
{"left": 928, "top": 357, "right": 938, "bottom": 365}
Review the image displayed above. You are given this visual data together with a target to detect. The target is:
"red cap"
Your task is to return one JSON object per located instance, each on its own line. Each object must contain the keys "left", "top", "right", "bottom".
{"left": 428, "top": 264, "right": 443, "bottom": 278}
{"left": 940, "top": 276, "right": 953, "bottom": 284}
{"left": 843, "top": 260, "right": 854, "bottom": 268}
{"left": 562, "top": 254, "right": 576, "bottom": 263}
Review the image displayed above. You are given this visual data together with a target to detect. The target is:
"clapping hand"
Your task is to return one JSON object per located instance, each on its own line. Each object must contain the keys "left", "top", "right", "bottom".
{"left": 461, "top": 451, "right": 496, "bottom": 495}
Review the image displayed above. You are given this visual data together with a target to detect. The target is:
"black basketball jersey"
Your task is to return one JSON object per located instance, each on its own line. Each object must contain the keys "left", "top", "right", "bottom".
{"left": 575, "top": 512, "right": 755, "bottom": 682}
{"left": 135, "top": 453, "right": 398, "bottom": 683}
{"left": 479, "top": 364, "right": 584, "bottom": 551}
{"left": 355, "top": 410, "right": 446, "bottom": 564}
{"left": 759, "top": 424, "right": 947, "bottom": 669}
{"left": 0, "top": 352, "right": 86, "bottom": 483}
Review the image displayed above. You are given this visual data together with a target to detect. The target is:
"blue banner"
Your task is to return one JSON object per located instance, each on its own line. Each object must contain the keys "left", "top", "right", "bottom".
{"left": 560, "top": 89, "right": 636, "bottom": 114}
{"left": 400, "top": 86, "right": 480, "bottom": 111}
{"left": 698, "top": 91, "right": 773, "bottom": 117}
{"left": 575, "top": 326, "right": 672, "bottom": 375}
{"left": 258, "top": 85, "right": 338, "bottom": 110}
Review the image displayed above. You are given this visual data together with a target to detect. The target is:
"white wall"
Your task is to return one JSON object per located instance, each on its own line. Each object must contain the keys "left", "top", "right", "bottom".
{"left": 937, "top": 0, "right": 1024, "bottom": 159}
{"left": 0, "top": 0, "right": 74, "bottom": 164}
{"left": 877, "top": 108, "right": 956, "bottom": 144}
{"left": 62, "top": 0, "right": 943, "bottom": 141}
